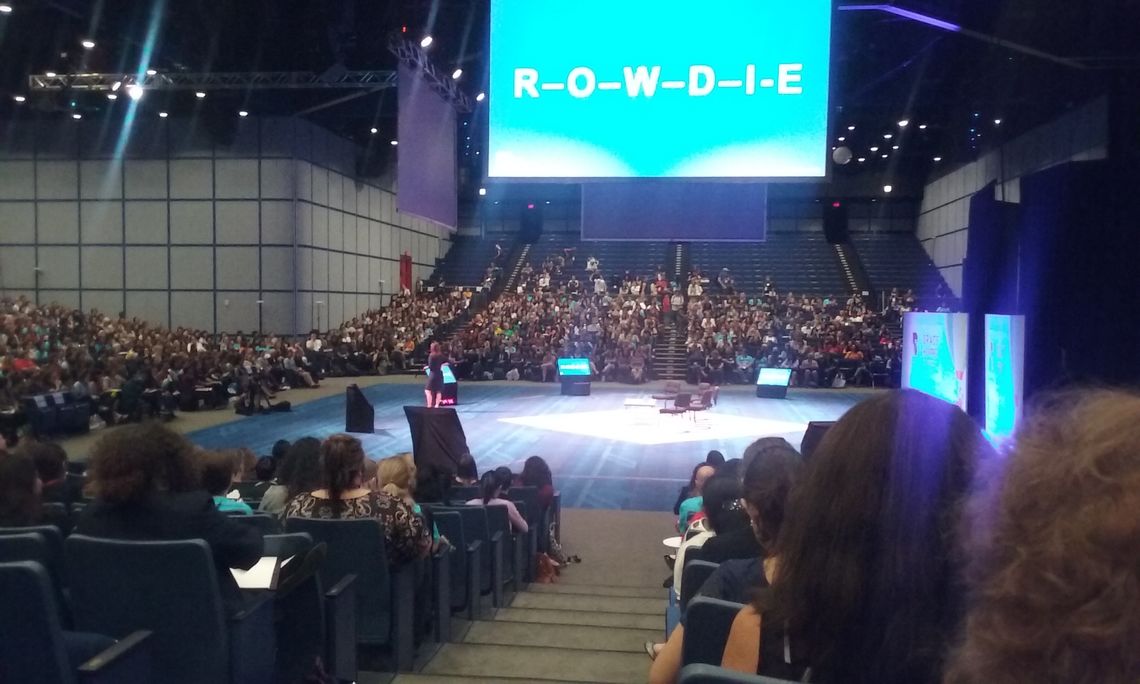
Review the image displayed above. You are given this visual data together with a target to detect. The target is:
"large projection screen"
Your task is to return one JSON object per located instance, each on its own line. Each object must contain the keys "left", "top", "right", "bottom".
{"left": 398, "top": 65, "right": 458, "bottom": 228}
{"left": 902, "top": 312, "right": 970, "bottom": 412}
{"left": 984, "top": 314, "right": 1026, "bottom": 441}
{"left": 488, "top": 0, "right": 832, "bottom": 179}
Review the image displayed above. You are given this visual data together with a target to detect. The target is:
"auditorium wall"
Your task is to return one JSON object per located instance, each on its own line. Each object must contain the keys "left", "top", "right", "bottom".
{"left": 917, "top": 97, "right": 1108, "bottom": 296}
{"left": 0, "top": 116, "right": 448, "bottom": 336}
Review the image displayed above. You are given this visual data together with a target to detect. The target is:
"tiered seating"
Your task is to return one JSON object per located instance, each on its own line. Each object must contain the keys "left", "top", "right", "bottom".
{"left": 431, "top": 236, "right": 502, "bottom": 286}
{"left": 521, "top": 233, "right": 670, "bottom": 286}
{"left": 850, "top": 233, "right": 950, "bottom": 303}
{"left": 689, "top": 234, "right": 847, "bottom": 296}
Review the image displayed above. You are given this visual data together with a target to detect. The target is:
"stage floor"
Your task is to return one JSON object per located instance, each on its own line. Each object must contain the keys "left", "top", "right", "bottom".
{"left": 186, "top": 380, "right": 875, "bottom": 512}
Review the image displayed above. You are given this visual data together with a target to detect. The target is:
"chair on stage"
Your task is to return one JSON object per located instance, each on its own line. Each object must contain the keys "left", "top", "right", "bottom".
{"left": 651, "top": 380, "right": 683, "bottom": 405}
{"left": 660, "top": 393, "right": 694, "bottom": 423}
{"left": 688, "top": 388, "right": 718, "bottom": 421}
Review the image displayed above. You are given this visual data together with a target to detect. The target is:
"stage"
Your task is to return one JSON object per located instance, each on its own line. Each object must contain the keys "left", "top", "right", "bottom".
{"left": 182, "top": 379, "right": 873, "bottom": 512}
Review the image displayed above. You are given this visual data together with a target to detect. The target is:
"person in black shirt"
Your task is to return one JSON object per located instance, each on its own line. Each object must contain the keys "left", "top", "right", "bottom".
{"left": 424, "top": 342, "right": 447, "bottom": 408}
{"left": 23, "top": 440, "right": 83, "bottom": 506}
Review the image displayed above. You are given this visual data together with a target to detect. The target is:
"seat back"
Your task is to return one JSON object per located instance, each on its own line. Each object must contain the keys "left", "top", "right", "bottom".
{"left": 682, "top": 597, "right": 746, "bottom": 667}
{"left": 448, "top": 485, "right": 479, "bottom": 504}
{"left": 227, "top": 513, "right": 281, "bottom": 535}
{"left": 680, "top": 559, "right": 720, "bottom": 612}
{"left": 262, "top": 532, "right": 314, "bottom": 559}
{"left": 678, "top": 663, "right": 797, "bottom": 684}
{"left": 285, "top": 517, "right": 395, "bottom": 645}
{"left": 674, "top": 392, "right": 693, "bottom": 409}
{"left": 0, "top": 525, "right": 66, "bottom": 588}
{"left": 484, "top": 504, "right": 517, "bottom": 583}
{"left": 65, "top": 535, "right": 229, "bottom": 684}
{"left": 506, "top": 486, "right": 541, "bottom": 529}
{"left": 451, "top": 506, "right": 494, "bottom": 594}
{"left": 696, "top": 389, "right": 716, "bottom": 409}
{"left": 0, "top": 561, "right": 73, "bottom": 684}
{"left": 426, "top": 509, "right": 468, "bottom": 610}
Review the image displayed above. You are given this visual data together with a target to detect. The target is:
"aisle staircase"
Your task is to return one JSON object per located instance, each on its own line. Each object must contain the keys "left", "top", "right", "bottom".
{"left": 389, "top": 509, "right": 672, "bottom": 684}
{"left": 654, "top": 322, "right": 689, "bottom": 381}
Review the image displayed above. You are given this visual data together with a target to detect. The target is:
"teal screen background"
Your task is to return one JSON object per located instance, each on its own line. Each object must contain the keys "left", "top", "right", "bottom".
{"left": 488, "top": 0, "right": 832, "bottom": 178}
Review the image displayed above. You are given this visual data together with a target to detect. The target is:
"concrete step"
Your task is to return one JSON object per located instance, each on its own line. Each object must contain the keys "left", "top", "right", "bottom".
{"left": 420, "top": 643, "right": 649, "bottom": 683}
{"left": 509, "top": 592, "right": 663, "bottom": 616}
{"left": 463, "top": 620, "right": 659, "bottom": 654}
{"left": 494, "top": 606, "right": 662, "bottom": 631}
{"left": 526, "top": 583, "right": 662, "bottom": 599}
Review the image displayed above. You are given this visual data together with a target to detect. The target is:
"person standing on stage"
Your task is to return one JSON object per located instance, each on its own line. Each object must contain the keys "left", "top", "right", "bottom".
{"left": 424, "top": 341, "right": 447, "bottom": 408}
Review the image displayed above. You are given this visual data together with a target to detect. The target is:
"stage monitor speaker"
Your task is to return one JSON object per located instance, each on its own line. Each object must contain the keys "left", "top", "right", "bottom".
{"left": 345, "top": 384, "right": 375, "bottom": 433}
{"left": 823, "top": 201, "right": 849, "bottom": 244}
{"left": 404, "top": 406, "right": 471, "bottom": 478}
{"left": 801, "top": 421, "right": 835, "bottom": 460}
{"left": 561, "top": 380, "right": 591, "bottom": 396}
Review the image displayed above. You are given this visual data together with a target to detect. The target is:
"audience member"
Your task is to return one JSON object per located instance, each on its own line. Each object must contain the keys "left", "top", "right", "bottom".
{"left": 454, "top": 452, "right": 479, "bottom": 485}
{"left": 200, "top": 450, "right": 254, "bottom": 515}
{"left": 672, "top": 471, "right": 747, "bottom": 599}
{"left": 283, "top": 434, "right": 430, "bottom": 565}
{"left": 77, "top": 423, "right": 263, "bottom": 610}
{"left": 259, "top": 436, "right": 321, "bottom": 515}
{"left": 0, "top": 449, "right": 42, "bottom": 527}
{"left": 720, "top": 390, "right": 994, "bottom": 683}
{"left": 467, "top": 470, "right": 528, "bottom": 533}
{"left": 677, "top": 464, "right": 716, "bottom": 533}
{"left": 23, "top": 440, "right": 82, "bottom": 505}
{"left": 517, "top": 455, "right": 555, "bottom": 517}
{"left": 944, "top": 390, "right": 1140, "bottom": 684}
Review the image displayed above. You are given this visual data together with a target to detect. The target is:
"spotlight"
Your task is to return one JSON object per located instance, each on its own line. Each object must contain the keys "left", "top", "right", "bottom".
{"left": 145, "top": 69, "right": 157, "bottom": 76}
{"left": 370, "top": 127, "right": 377, "bottom": 134}
{"left": 897, "top": 119, "right": 909, "bottom": 127}
{"left": 12, "top": 95, "right": 25, "bottom": 103}
{"left": 81, "top": 39, "right": 95, "bottom": 49}
{"left": 838, "top": 136, "right": 846, "bottom": 142}
{"left": 106, "top": 94, "right": 117, "bottom": 100}
{"left": 0, "top": 4, "right": 11, "bottom": 13}
{"left": 892, "top": 145, "right": 899, "bottom": 150}
{"left": 881, "top": 154, "right": 889, "bottom": 159}
{"left": 857, "top": 157, "right": 866, "bottom": 163}
{"left": 126, "top": 84, "right": 143, "bottom": 101}
{"left": 475, "top": 92, "right": 485, "bottom": 102}
{"left": 390, "top": 140, "right": 398, "bottom": 146}
{"left": 918, "top": 123, "right": 928, "bottom": 130}
{"left": 158, "top": 111, "right": 168, "bottom": 118}
{"left": 847, "top": 125, "right": 855, "bottom": 131}
{"left": 45, "top": 71, "right": 56, "bottom": 78}
{"left": 478, "top": 187, "right": 487, "bottom": 196}
{"left": 933, "top": 156, "right": 943, "bottom": 162}
{"left": 870, "top": 146, "right": 879, "bottom": 152}
{"left": 993, "top": 118, "right": 1002, "bottom": 125}
{"left": 195, "top": 91, "right": 206, "bottom": 99}
{"left": 420, "top": 35, "right": 433, "bottom": 48}
{"left": 111, "top": 81, "right": 121, "bottom": 91}
{"left": 452, "top": 68, "right": 463, "bottom": 80}
{"left": 883, "top": 184, "right": 893, "bottom": 193}
{"left": 238, "top": 110, "right": 248, "bottom": 117}
{"left": 883, "top": 133, "right": 893, "bottom": 139}
{"left": 71, "top": 113, "right": 82, "bottom": 120}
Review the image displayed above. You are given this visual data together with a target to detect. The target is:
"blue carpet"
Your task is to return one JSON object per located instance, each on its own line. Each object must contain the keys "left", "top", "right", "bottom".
{"left": 187, "top": 383, "right": 870, "bottom": 512}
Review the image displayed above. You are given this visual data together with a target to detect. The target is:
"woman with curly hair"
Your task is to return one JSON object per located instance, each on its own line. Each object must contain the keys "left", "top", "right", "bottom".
{"left": 944, "top": 390, "right": 1140, "bottom": 684}
{"left": 721, "top": 390, "right": 995, "bottom": 684}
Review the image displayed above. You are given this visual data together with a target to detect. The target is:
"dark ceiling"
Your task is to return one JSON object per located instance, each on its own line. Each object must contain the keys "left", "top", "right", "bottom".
{"left": 0, "top": 0, "right": 1136, "bottom": 196}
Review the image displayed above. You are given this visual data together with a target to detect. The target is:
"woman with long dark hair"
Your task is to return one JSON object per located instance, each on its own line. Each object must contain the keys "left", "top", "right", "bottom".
{"left": 720, "top": 390, "right": 994, "bottom": 684}
{"left": 467, "top": 470, "right": 528, "bottom": 533}
{"left": 283, "top": 434, "right": 429, "bottom": 565}
{"left": 259, "top": 437, "right": 322, "bottom": 515}
{"left": 424, "top": 341, "right": 446, "bottom": 408}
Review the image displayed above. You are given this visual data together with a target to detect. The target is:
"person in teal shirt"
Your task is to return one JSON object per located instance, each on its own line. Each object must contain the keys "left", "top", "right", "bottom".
{"left": 201, "top": 450, "right": 254, "bottom": 515}
{"left": 677, "top": 464, "right": 716, "bottom": 533}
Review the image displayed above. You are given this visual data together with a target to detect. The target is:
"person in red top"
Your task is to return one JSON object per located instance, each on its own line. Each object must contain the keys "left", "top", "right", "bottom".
{"left": 516, "top": 456, "right": 554, "bottom": 516}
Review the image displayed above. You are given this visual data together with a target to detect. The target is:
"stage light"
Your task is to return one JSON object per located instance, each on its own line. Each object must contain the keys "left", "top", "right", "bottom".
{"left": 370, "top": 127, "right": 377, "bottom": 134}
{"left": 195, "top": 91, "right": 206, "bottom": 99}
{"left": 847, "top": 125, "right": 855, "bottom": 131}
{"left": 420, "top": 35, "right": 433, "bottom": 48}
{"left": 857, "top": 157, "right": 866, "bottom": 162}
{"left": 883, "top": 184, "right": 893, "bottom": 193}
{"left": 106, "top": 93, "right": 117, "bottom": 100}
{"left": 12, "top": 95, "right": 24, "bottom": 103}
{"left": 390, "top": 139, "right": 398, "bottom": 146}
{"left": 0, "top": 4, "right": 12, "bottom": 13}
{"left": 45, "top": 71, "right": 56, "bottom": 78}
{"left": 933, "top": 156, "right": 943, "bottom": 162}
{"left": 892, "top": 145, "right": 899, "bottom": 150}
{"left": 146, "top": 69, "right": 157, "bottom": 76}
{"left": 870, "top": 146, "right": 879, "bottom": 152}
{"left": 111, "top": 81, "right": 121, "bottom": 91}
{"left": 126, "top": 84, "right": 143, "bottom": 100}
{"left": 832, "top": 201, "right": 841, "bottom": 208}
{"left": 451, "top": 68, "right": 463, "bottom": 80}
{"left": 158, "top": 111, "right": 168, "bottom": 118}
{"left": 837, "top": 136, "right": 845, "bottom": 142}
{"left": 527, "top": 203, "right": 535, "bottom": 209}
{"left": 898, "top": 119, "right": 909, "bottom": 127}
{"left": 993, "top": 118, "right": 1002, "bottom": 125}
{"left": 476, "top": 92, "right": 485, "bottom": 102}
{"left": 883, "top": 133, "right": 893, "bottom": 139}
{"left": 918, "top": 123, "right": 928, "bottom": 130}
{"left": 81, "top": 39, "right": 95, "bottom": 49}
{"left": 71, "top": 113, "right": 82, "bottom": 120}
{"left": 881, "top": 154, "right": 889, "bottom": 159}
{"left": 545, "top": 200, "right": 551, "bottom": 205}
{"left": 478, "top": 187, "right": 487, "bottom": 196}
{"left": 238, "top": 110, "right": 248, "bottom": 117}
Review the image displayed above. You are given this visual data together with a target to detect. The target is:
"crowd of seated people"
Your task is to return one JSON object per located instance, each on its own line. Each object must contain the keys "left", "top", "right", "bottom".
{"left": 646, "top": 387, "right": 1140, "bottom": 684}
{"left": 681, "top": 277, "right": 913, "bottom": 387}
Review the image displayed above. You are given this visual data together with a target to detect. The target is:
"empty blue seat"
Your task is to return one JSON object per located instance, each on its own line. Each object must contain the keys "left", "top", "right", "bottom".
{"left": 678, "top": 663, "right": 798, "bottom": 683}
{"left": 427, "top": 508, "right": 482, "bottom": 621}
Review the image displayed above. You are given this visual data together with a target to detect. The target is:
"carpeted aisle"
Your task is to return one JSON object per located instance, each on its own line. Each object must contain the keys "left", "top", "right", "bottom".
{"left": 387, "top": 508, "right": 675, "bottom": 683}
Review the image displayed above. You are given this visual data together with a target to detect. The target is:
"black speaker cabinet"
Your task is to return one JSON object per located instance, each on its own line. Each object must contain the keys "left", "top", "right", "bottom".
{"left": 561, "top": 380, "right": 591, "bottom": 396}
{"left": 345, "top": 384, "right": 375, "bottom": 433}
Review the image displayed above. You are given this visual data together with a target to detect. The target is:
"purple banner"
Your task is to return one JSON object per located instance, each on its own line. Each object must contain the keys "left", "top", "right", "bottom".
{"left": 397, "top": 65, "right": 458, "bottom": 229}
{"left": 581, "top": 182, "right": 767, "bottom": 241}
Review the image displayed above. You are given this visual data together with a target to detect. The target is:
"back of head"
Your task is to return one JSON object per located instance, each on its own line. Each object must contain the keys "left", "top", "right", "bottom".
{"left": 199, "top": 450, "right": 239, "bottom": 497}
{"left": 254, "top": 455, "right": 276, "bottom": 482}
{"left": 742, "top": 440, "right": 801, "bottom": 554}
{"left": 692, "top": 464, "right": 716, "bottom": 496}
{"left": 20, "top": 440, "right": 68, "bottom": 483}
{"left": 946, "top": 390, "right": 1140, "bottom": 684}
{"left": 378, "top": 453, "right": 416, "bottom": 498}
{"left": 521, "top": 456, "right": 552, "bottom": 488}
{"left": 702, "top": 471, "right": 746, "bottom": 534}
{"left": 479, "top": 470, "right": 500, "bottom": 504}
{"left": 456, "top": 452, "right": 479, "bottom": 483}
{"left": 705, "top": 450, "right": 726, "bottom": 467}
{"left": 767, "top": 390, "right": 993, "bottom": 684}
{"left": 271, "top": 439, "right": 291, "bottom": 462}
{"left": 0, "top": 451, "right": 40, "bottom": 526}
{"left": 320, "top": 434, "right": 365, "bottom": 508}
{"left": 279, "top": 437, "right": 322, "bottom": 499}
{"left": 494, "top": 466, "right": 513, "bottom": 493}
{"left": 88, "top": 423, "right": 199, "bottom": 506}
{"left": 742, "top": 437, "right": 795, "bottom": 472}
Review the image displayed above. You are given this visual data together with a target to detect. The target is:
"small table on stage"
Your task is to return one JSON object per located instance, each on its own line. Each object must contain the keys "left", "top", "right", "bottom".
{"left": 624, "top": 397, "right": 657, "bottom": 424}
